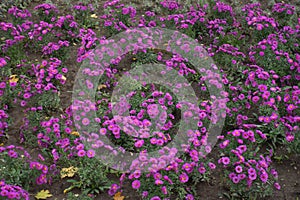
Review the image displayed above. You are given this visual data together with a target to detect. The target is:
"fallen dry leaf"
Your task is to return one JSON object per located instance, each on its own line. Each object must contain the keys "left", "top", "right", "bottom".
{"left": 113, "top": 192, "right": 125, "bottom": 200}
{"left": 70, "top": 131, "right": 80, "bottom": 137}
{"left": 90, "top": 14, "right": 98, "bottom": 18}
{"left": 9, "top": 75, "right": 19, "bottom": 83}
{"left": 35, "top": 190, "right": 52, "bottom": 199}
{"left": 61, "top": 75, "right": 67, "bottom": 81}
{"left": 98, "top": 84, "right": 107, "bottom": 90}
{"left": 60, "top": 166, "right": 78, "bottom": 179}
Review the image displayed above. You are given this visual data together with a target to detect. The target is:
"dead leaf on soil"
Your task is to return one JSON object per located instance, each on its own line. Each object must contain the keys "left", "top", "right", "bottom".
{"left": 113, "top": 192, "right": 125, "bottom": 200}
{"left": 35, "top": 190, "right": 52, "bottom": 199}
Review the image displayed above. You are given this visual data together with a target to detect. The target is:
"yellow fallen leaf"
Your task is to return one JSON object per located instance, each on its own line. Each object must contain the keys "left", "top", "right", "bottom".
{"left": 113, "top": 192, "right": 125, "bottom": 200}
{"left": 9, "top": 75, "right": 19, "bottom": 83}
{"left": 61, "top": 75, "right": 67, "bottom": 81}
{"left": 70, "top": 131, "right": 80, "bottom": 137}
{"left": 98, "top": 84, "right": 107, "bottom": 90}
{"left": 91, "top": 14, "right": 98, "bottom": 18}
{"left": 63, "top": 188, "right": 71, "bottom": 194}
{"left": 35, "top": 190, "right": 52, "bottom": 199}
{"left": 60, "top": 166, "right": 78, "bottom": 178}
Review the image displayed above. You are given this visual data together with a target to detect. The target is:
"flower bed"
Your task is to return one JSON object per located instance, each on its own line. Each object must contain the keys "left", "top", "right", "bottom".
{"left": 0, "top": 0, "right": 299, "bottom": 199}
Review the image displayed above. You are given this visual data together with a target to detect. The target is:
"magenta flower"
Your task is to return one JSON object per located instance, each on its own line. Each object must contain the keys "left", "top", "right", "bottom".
{"left": 161, "top": 186, "right": 167, "bottom": 195}
{"left": 142, "top": 191, "right": 148, "bottom": 197}
{"left": 82, "top": 118, "right": 90, "bottom": 126}
{"left": 286, "top": 134, "right": 294, "bottom": 142}
{"left": 186, "top": 194, "right": 194, "bottom": 200}
{"left": 122, "top": 7, "right": 130, "bottom": 15}
{"left": 99, "top": 128, "right": 107, "bottom": 135}
{"left": 238, "top": 173, "right": 246, "bottom": 180}
{"left": 231, "top": 130, "right": 240, "bottom": 137}
{"left": 7, "top": 192, "right": 17, "bottom": 199}
{"left": 248, "top": 168, "right": 256, "bottom": 174}
{"left": 220, "top": 139, "right": 230, "bottom": 148}
{"left": 77, "top": 150, "right": 86, "bottom": 157}
{"left": 132, "top": 180, "right": 141, "bottom": 189}
{"left": 248, "top": 173, "right": 257, "bottom": 181}
{"left": 134, "top": 140, "right": 144, "bottom": 148}
{"left": 274, "top": 182, "right": 281, "bottom": 190}
{"left": 76, "top": 144, "right": 84, "bottom": 150}
{"left": 208, "top": 162, "right": 216, "bottom": 169}
{"left": 155, "top": 179, "right": 163, "bottom": 185}
{"left": 287, "top": 104, "right": 296, "bottom": 111}
{"left": 150, "top": 196, "right": 161, "bottom": 200}
{"left": 252, "top": 96, "right": 260, "bottom": 103}
{"left": 222, "top": 157, "right": 230, "bottom": 165}
{"left": 0, "top": 190, "right": 8, "bottom": 196}
{"left": 235, "top": 165, "right": 243, "bottom": 173}
{"left": 7, "top": 150, "right": 18, "bottom": 158}
{"left": 182, "top": 163, "right": 193, "bottom": 173}
{"left": 110, "top": 183, "right": 120, "bottom": 192}
{"left": 87, "top": 149, "right": 95, "bottom": 158}
{"left": 179, "top": 173, "right": 189, "bottom": 183}
{"left": 232, "top": 176, "right": 240, "bottom": 184}
{"left": 198, "top": 166, "right": 206, "bottom": 174}
{"left": 260, "top": 172, "right": 268, "bottom": 183}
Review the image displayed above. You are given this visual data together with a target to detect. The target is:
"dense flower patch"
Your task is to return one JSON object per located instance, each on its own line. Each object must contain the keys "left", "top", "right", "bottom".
{"left": 0, "top": 0, "right": 299, "bottom": 199}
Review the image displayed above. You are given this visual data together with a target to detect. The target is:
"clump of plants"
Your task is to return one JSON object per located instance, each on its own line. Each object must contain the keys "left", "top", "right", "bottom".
{"left": 0, "top": 0, "right": 299, "bottom": 199}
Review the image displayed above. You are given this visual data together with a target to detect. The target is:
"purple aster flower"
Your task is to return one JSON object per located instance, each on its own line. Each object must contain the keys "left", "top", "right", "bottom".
{"left": 77, "top": 149, "right": 86, "bottom": 157}
{"left": 82, "top": 118, "right": 90, "bottom": 125}
{"left": 179, "top": 172, "right": 189, "bottom": 183}
{"left": 232, "top": 176, "right": 240, "bottom": 184}
{"left": 222, "top": 157, "right": 230, "bottom": 165}
{"left": 150, "top": 196, "right": 161, "bottom": 200}
{"left": 87, "top": 149, "right": 95, "bottom": 158}
{"left": 260, "top": 172, "right": 268, "bottom": 183}
{"left": 132, "top": 180, "right": 141, "bottom": 189}
{"left": 274, "top": 182, "right": 281, "bottom": 190}
{"left": 235, "top": 165, "right": 243, "bottom": 173}
{"left": 186, "top": 194, "right": 194, "bottom": 200}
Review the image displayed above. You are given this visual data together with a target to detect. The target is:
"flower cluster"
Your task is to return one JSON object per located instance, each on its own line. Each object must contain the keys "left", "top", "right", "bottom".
{"left": 160, "top": 0, "right": 181, "bottom": 10}
{"left": 242, "top": 3, "right": 278, "bottom": 31}
{"left": 42, "top": 40, "right": 70, "bottom": 55}
{"left": 272, "top": 3, "right": 296, "bottom": 15}
{"left": 7, "top": 6, "right": 31, "bottom": 19}
{"left": 34, "top": 3, "right": 59, "bottom": 15}
{"left": 0, "top": 180, "right": 29, "bottom": 200}
{"left": 0, "top": 108, "right": 9, "bottom": 137}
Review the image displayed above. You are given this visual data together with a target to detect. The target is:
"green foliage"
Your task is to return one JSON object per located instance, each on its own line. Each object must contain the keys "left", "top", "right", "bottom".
{"left": 0, "top": 151, "right": 38, "bottom": 191}
{"left": 73, "top": 6, "right": 99, "bottom": 29}
{"left": 66, "top": 157, "right": 112, "bottom": 195}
